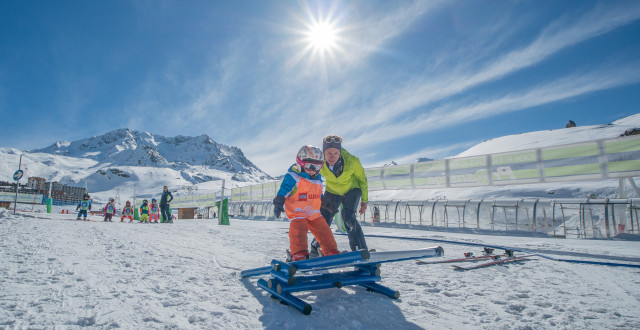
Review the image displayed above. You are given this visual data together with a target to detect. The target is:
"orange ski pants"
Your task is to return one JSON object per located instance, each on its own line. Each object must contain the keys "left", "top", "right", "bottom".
{"left": 289, "top": 216, "right": 338, "bottom": 256}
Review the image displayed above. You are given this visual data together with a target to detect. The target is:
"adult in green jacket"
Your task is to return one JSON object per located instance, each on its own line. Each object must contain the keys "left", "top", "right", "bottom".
{"left": 310, "top": 135, "right": 369, "bottom": 255}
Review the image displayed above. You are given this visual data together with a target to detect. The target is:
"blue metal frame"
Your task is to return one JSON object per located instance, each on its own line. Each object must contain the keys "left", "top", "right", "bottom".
{"left": 243, "top": 247, "right": 443, "bottom": 314}
{"left": 243, "top": 250, "right": 370, "bottom": 278}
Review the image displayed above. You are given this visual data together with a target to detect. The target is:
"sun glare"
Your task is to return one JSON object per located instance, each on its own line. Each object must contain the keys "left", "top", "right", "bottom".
{"left": 288, "top": 4, "right": 349, "bottom": 69}
{"left": 306, "top": 22, "right": 338, "bottom": 52}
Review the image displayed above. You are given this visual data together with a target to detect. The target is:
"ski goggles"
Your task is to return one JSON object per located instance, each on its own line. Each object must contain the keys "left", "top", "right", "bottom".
{"left": 302, "top": 159, "right": 324, "bottom": 172}
{"left": 323, "top": 136, "right": 342, "bottom": 143}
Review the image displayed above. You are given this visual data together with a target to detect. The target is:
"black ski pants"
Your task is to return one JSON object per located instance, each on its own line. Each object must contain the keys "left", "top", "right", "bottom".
{"left": 160, "top": 204, "right": 171, "bottom": 222}
{"left": 311, "top": 188, "right": 368, "bottom": 252}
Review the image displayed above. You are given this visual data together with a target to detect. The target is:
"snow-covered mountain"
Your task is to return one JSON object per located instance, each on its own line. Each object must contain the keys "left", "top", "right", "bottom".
{"left": 1, "top": 129, "right": 271, "bottom": 202}
{"left": 32, "top": 128, "right": 265, "bottom": 175}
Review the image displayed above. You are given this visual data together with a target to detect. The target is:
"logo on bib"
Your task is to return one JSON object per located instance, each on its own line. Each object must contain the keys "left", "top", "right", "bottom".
{"left": 294, "top": 206, "right": 316, "bottom": 217}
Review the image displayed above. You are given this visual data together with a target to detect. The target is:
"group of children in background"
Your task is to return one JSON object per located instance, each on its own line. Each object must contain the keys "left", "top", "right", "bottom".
{"left": 76, "top": 195, "right": 172, "bottom": 223}
{"left": 136, "top": 198, "right": 166, "bottom": 223}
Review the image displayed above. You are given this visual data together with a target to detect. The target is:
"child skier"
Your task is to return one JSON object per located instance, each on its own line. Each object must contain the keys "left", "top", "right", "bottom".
{"left": 139, "top": 199, "right": 150, "bottom": 223}
{"left": 121, "top": 201, "right": 134, "bottom": 222}
{"left": 149, "top": 198, "right": 160, "bottom": 223}
{"left": 273, "top": 145, "right": 340, "bottom": 261}
{"left": 75, "top": 194, "right": 92, "bottom": 220}
{"left": 103, "top": 198, "right": 116, "bottom": 222}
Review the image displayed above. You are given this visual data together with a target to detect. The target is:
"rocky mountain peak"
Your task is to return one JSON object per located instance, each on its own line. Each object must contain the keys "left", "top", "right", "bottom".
{"left": 31, "top": 129, "right": 271, "bottom": 181}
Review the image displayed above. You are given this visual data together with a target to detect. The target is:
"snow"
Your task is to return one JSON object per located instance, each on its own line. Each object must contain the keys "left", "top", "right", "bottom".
{"left": 456, "top": 113, "right": 640, "bottom": 158}
{"left": 0, "top": 150, "right": 99, "bottom": 185}
{"left": 1, "top": 209, "right": 639, "bottom": 329}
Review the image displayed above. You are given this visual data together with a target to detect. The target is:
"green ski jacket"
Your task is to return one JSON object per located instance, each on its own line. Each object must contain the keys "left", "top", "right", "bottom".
{"left": 320, "top": 148, "right": 368, "bottom": 202}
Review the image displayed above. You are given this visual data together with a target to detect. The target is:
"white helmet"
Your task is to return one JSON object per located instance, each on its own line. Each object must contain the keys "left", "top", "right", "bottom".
{"left": 296, "top": 145, "right": 324, "bottom": 172}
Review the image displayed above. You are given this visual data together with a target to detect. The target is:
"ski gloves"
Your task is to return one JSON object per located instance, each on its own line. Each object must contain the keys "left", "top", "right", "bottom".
{"left": 273, "top": 195, "right": 285, "bottom": 218}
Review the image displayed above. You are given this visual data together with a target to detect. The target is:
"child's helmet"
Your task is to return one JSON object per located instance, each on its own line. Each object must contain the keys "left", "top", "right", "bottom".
{"left": 83, "top": 194, "right": 90, "bottom": 199}
{"left": 296, "top": 145, "right": 324, "bottom": 172}
{"left": 143, "top": 199, "right": 148, "bottom": 203}
{"left": 109, "top": 198, "right": 115, "bottom": 202}
{"left": 151, "top": 198, "right": 157, "bottom": 203}
{"left": 126, "top": 200, "right": 131, "bottom": 205}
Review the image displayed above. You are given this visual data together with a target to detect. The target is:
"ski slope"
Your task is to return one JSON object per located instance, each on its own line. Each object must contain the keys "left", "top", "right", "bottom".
{"left": 1, "top": 209, "right": 639, "bottom": 329}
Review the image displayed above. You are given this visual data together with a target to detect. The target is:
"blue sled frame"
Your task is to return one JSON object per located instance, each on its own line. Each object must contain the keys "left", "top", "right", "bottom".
{"left": 241, "top": 247, "right": 444, "bottom": 315}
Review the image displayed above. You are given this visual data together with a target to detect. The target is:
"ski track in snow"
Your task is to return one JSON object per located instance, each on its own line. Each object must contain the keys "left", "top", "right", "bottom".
{"left": 1, "top": 211, "right": 640, "bottom": 329}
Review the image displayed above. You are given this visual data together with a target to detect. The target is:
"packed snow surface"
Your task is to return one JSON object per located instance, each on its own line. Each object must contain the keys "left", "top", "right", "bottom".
{"left": 1, "top": 210, "right": 639, "bottom": 329}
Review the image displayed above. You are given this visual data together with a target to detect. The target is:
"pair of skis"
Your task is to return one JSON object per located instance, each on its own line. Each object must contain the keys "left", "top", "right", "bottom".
{"left": 416, "top": 248, "right": 534, "bottom": 271}
{"left": 452, "top": 254, "right": 533, "bottom": 271}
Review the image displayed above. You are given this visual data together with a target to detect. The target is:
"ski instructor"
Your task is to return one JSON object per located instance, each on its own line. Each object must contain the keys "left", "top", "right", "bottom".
{"left": 310, "top": 135, "right": 369, "bottom": 256}
{"left": 160, "top": 185, "right": 173, "bottom": 223}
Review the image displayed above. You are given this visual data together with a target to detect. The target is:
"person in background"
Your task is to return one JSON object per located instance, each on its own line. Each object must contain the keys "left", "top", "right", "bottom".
{"left": 121, "top": 201, "right": 134, "bottom": 222}
{"left": 373, "top": 205, "right": 380, "bottom": 223}
{"left": 160, "top": 186, "right": 173, "bottom": 223}
{"left": 75, "top": 193, "right": 92, "bottom": 221}
{"left": 310, "top": 135, "right": 369, "bottom": 256}
{"left": 139, "top": 199, "right": 150, "bottom": 223}
{"left": 149, "top": 198, "right": 160, "bottom": 223}
{"left": 103, "top": 198, "right": 116, "bottom": 222}
{"left": 273, "top": 145, "right": 340, "bottom": 261}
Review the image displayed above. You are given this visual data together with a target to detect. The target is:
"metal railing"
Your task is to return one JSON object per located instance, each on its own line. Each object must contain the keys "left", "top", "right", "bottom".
{"left": 231, "top": 135, "right": 640, "bottom": 201}
{"left": 228, "top": 198, "right": 640, "bottom": 239}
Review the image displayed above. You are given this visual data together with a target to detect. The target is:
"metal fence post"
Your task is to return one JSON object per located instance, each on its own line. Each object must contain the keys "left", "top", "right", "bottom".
{"left": 476, "top": 199, "right": 482, "bottom": 229}
{"left": 611, "top": 199, "right": 618, "bottom": 236}
{"left": 431, "top": 200, "right": 437, "bottom": 226}
{"left": 604, "top": 199, "right": 610, "bottom": 238}
{"left": 515, "top": 200, "right": 520, "bottom": 231}
{"left": 394, "top": 201, "right": 400, "bottom": 224}
{"left": 560, "top": 203, "right": 566, "bottom": 238}
{"left": 490, "top": 201, "right": 495, "bottom": 231}
{"left": 552, "top": 200, "right": 556, "bottom": 237}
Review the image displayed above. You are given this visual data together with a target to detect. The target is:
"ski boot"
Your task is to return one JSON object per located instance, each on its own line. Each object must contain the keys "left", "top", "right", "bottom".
{"left": 309, "top": 241, "right": 325, "bottom": 258}
{"left": 291, "top": 251, "right": 309, "bottom": 261}
{"left": 323, "top": 249, "right": 340, "bottom": 257}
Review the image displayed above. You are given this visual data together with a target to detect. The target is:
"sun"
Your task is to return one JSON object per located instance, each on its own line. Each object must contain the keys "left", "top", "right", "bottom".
{"left": 305, "top": 21, "right": 338, "bottom": 53}
{"left": 286, "top": 4, "right": 349, "bottom": 69}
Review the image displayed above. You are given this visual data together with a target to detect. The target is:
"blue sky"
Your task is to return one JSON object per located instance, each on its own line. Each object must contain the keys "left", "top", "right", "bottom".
{"left": 1, "top": 0, "right": 639, "bottom": 176}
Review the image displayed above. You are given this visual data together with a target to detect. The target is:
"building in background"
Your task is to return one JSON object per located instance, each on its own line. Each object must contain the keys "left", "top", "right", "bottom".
{"left": 21, "top": 178, "right": 87, "bottom": 203}
{"left": 27, "top": 177, "right": 47, "bottom": 191}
